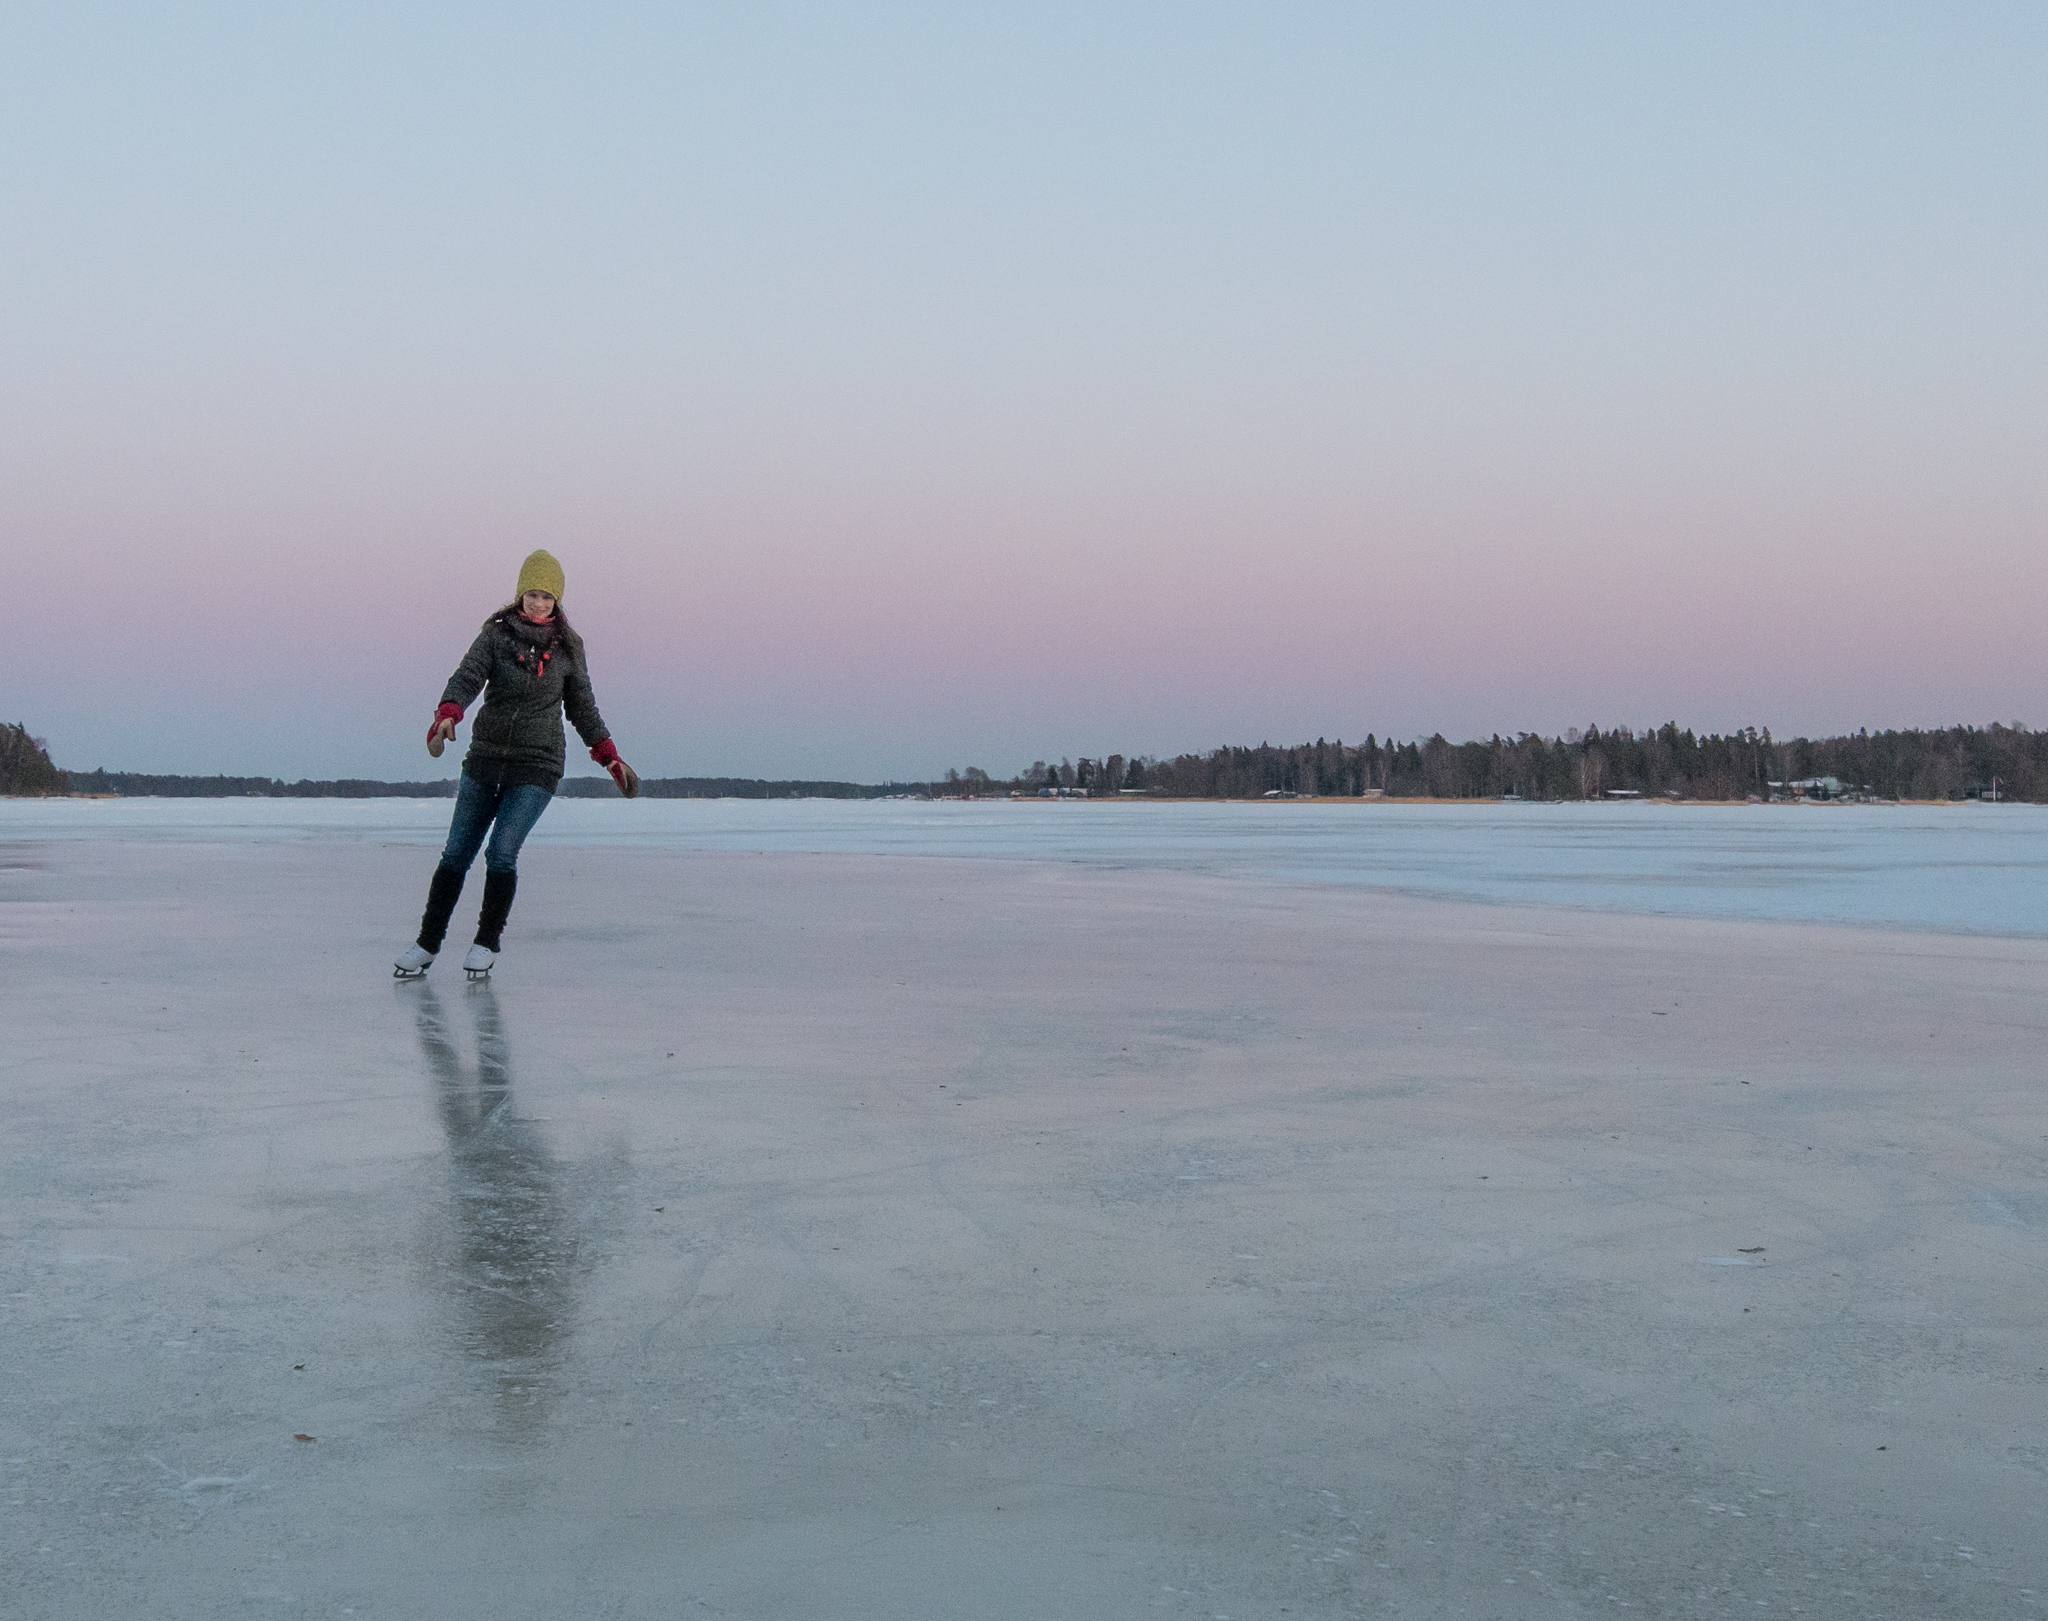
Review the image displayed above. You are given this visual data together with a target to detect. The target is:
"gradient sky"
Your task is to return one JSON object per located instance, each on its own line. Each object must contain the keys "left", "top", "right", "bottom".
{"left": 6, "top": 3, "right": 2045, "bottom": 782}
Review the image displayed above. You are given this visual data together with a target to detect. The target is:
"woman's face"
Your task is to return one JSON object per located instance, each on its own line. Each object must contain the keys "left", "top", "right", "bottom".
{"left": 521, "top": 590, "right": 556, "bottom": 621}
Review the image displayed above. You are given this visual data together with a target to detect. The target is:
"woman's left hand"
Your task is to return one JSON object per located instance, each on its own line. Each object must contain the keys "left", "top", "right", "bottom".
{"left": 590, "top": 737, "right": 638, "bottom": 798}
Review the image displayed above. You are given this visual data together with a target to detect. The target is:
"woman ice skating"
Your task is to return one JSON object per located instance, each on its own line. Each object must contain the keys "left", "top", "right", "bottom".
{"left": 393, "top": 549, "right": 639, "bottom": 980}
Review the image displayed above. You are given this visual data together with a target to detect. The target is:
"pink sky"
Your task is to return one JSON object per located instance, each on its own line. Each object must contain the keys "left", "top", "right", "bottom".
{"left": 8, "top": 6, "right": 2044, "bottom": 781}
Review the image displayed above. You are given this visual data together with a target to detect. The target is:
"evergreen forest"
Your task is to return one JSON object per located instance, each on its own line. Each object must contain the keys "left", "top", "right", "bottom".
{"left": 9, "top": 721, "right": 2046, "bottom": 802}
{"left": 943, "top": 723, "right": 2046, "bottom": 802}
{"left": 0, "top": 724, "right": 67, "bottom": 796}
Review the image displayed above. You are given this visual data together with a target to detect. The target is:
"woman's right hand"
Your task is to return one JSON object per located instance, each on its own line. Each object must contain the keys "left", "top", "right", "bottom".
{"left": 427, "top": 715, "right": 458, "bottom": 757}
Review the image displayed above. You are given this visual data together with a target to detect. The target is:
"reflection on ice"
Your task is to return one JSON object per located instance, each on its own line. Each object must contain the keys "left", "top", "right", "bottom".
{"left": 410, "top": 983, "right": 582, "bottom": 1432}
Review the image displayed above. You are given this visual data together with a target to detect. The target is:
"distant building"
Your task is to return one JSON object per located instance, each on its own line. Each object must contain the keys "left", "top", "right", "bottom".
{"left": 1767, "top": 776, "right": 1844, "bottom": 801}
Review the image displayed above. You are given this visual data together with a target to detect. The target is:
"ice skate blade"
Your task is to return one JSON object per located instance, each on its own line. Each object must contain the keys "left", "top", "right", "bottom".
{"left": 393, "top": 965, "right": 429, "bottom": 980}
{"left": 464, "top": 965, "right": 493, "bottom": 980}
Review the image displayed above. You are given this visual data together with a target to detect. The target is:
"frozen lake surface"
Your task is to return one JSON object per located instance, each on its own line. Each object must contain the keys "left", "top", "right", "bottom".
{"left": 6, "top": 795, "right": 2045, "bottom": 935}
{"left": 4, "top": 819, "right": 2044, "bottom": 1616}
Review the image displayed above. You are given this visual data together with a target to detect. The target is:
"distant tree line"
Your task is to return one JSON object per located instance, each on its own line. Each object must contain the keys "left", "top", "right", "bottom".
{"left": 555, "top": 776, "right": 911, "bottom": 800}
{"left": 63, "top": 770, "right": 465, "bottom": 798}
{"left": 1, "top": 724, "right": 68, "bottom": 795}
{"left": 939, "top": 723, "right": 2048, "bottom": 802}
{"left": 52, "top": 766, "right": 907, "bottom": 800}
{"left": 16, "top": 721, "right": 2043, "bottom": 802}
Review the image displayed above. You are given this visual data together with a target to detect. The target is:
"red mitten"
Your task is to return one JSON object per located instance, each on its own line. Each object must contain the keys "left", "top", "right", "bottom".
{"left": 427, "top": 702, "right": 464, "bottom": 757}
{"left": 590, "top": 737, "right": 638, "bottom": 797}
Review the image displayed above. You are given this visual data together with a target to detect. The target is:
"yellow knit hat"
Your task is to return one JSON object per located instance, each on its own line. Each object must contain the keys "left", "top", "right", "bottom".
{"left": 516, "top": 548, "right": 565, "bottom": 602}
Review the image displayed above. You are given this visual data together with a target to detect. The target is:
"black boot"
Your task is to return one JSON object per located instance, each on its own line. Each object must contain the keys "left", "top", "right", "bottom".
{"left": 417, "top": 864, "right": 466, "bottom": 953}
{"left": 475, "top": 870, "right": 518, "bottom": 952}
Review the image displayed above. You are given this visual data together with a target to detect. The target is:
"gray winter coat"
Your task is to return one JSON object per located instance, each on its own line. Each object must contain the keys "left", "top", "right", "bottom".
{"left": 440, "top": 611, "right": 611, "bottom": 793}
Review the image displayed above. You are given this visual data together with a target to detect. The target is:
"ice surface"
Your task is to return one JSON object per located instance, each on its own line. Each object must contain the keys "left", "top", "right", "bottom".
{"left": 7, "top": 795, "right": 2048, "bottom": 934}
{"left": 3, "top": 818, "right": 2045, "bottom": 1617}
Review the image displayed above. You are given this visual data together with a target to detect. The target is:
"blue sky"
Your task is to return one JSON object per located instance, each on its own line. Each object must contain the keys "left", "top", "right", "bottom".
{"left": 7, "top": 4, "right": 2044, "bottom": 779}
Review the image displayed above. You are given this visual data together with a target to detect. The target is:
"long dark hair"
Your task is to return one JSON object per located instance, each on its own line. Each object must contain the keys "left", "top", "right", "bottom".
{"left": 493, "top": 599, "right": 582, "bottom": 662}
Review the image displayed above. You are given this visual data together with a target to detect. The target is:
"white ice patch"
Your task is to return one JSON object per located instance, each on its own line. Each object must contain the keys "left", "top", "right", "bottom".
{"left": 150, "top": 1456, "right": 260, "bottom": 1498}
{"left": 1974, "top": 1193, "right": 2024, "bottom": 1227}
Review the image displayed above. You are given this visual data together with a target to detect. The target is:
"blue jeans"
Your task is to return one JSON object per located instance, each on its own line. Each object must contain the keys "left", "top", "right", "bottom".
{"left": 439, "top": 776, "right": 553, "bottom": 875}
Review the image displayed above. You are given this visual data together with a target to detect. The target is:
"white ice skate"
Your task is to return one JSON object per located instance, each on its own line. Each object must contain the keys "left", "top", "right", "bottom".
{"left": 462, "top": 944, "right": 496, "bottom": 980}
{"left": 393, "top": 944, "right": 435, "bottom": 979}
